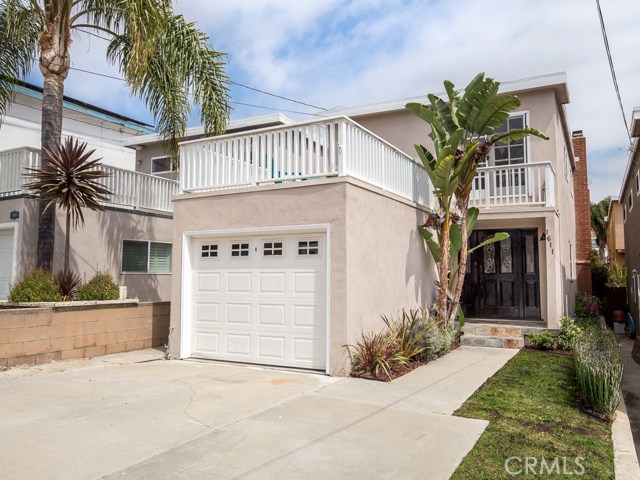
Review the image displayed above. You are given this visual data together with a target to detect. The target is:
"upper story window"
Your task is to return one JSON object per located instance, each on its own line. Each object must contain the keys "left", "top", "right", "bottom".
{"left": 563, "top": 146, "right": 570, "bottom": 181}
{"left": 623, "top": 204, "right": 628, "bottom": 222}
{"left": 628, "top": 191, "right": 634, "bottom": 212}
{"left": 636, "top": 171, "right": 640, "bottom": 195}
{"left": 492, "top": 114, "right": 527, "bottom": 166}
{"left": 151, "top": 155, "right": 175, "bottom": 175}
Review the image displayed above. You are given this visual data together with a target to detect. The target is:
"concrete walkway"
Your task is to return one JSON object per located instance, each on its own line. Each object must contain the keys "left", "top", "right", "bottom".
{"left": 620, "top": 336, "right": 640, "bottom": 459}
{"left": 0, "top": 346, "right": 517, "bottom": 480}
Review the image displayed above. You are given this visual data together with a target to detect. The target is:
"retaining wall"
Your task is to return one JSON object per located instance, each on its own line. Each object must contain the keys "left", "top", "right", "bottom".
{"left": 0, "top": 301, "right": 170, "bottom": 368}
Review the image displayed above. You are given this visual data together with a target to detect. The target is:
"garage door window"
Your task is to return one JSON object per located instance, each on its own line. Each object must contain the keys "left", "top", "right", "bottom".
{"left": 298, "top": 240, "right": 319, "bottom": 255}
{"left": 201, "top": 244, "right": 218, "bottom": 258}
{"left": 263, "top": 241, "right": 283, "bottom": 256}
{"left": 122, "top": 240, "right": 172, "bottom": 273}
{"left": 231, "top": 243, "right": 250, "bottom": 257}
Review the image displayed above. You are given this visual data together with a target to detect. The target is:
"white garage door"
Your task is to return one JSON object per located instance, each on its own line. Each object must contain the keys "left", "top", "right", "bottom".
{"left": 0, "top": 229, "right": 15, "bottom": 300}
{"left": 190, "top": 233, "right": 327, "bottom": 370}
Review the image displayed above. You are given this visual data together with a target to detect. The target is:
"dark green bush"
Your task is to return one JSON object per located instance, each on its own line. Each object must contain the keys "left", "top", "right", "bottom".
{"left": 528, "top": 330, "right": 557, "bottom": 350}
{"left": 76, "top": 272, "right": 120, "bottom": 301}
{"left": 8, "top": 269, "right": 64, "bottom": 302}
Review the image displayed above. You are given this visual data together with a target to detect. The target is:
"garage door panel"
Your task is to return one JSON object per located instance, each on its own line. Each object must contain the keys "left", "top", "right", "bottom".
{"left": 195, "top": 303, "right": 219, "bottom": 323}
{"left": 191, "top": 233, "right": 326, "bottom": 370}
{"left": 258, "top": 271, "right": 286, "bottom": 294}
{"left": 226, "top": 303, "right": 252, "bottom": 325}
{"left": 227, "top": 272, "right": 252, "bottom": 293}
{"left": 257, "top": 335, "right": 286, "bottom": 360}
{"left": 196, "top": 272, "right": 220, "bottom": 293}
{"left": 195, "top": 332, "right": 220, "bottom": 353}
{"left": 258, "top": 304, "right": 286, "bottom": 326}
{"left": 225, "top": 333, "right": 252, "bottom": 356}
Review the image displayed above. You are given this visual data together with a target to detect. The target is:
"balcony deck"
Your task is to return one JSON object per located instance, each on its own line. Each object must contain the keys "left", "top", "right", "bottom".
{"left": 179, "top": 116, "right": 556, "bottom": 211}
{"left": 0, "top": 147, "right": 178, "bottom": 213}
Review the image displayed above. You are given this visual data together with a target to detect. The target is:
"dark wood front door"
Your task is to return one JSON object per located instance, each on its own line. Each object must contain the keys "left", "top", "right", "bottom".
{"left": 462, "top": 229, "right": 541, "bottom": 320}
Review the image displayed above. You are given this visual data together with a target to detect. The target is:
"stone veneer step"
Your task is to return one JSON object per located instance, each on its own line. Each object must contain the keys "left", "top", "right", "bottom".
{"left": 461, "top": 323, "right": 553, "bottom": 349}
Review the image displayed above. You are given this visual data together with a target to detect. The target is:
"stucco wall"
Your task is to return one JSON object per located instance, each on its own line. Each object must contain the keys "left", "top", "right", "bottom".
{"left": 169, "top": 178, "right": 435, "bottom": 375}
{"left": 622, "top": 146, "right": 640, "bottom": 326}
{"left": 0, "top": 197, "right": 173, "bottom": 301}
{"left": 344, "top": 180, "right": 435, "bottom": 343}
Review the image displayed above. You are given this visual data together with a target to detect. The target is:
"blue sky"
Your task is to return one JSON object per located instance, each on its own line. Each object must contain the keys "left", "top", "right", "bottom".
{"left": 25, "top": 0, "right": 640, "bottom": 202}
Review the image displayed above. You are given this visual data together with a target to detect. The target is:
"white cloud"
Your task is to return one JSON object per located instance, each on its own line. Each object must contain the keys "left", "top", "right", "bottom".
{"left": 24, "top": 0, "right": 640, "bottom": 201}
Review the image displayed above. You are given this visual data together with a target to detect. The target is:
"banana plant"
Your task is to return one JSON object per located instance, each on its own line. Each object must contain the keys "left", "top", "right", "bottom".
{"left": 407, "top": 73, "right": 548, "bottom": 325}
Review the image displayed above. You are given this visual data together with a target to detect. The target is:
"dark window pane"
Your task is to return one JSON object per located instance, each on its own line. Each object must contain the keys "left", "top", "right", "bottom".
{"left": 122, "top": 240, "right": 148, "bottom": 273}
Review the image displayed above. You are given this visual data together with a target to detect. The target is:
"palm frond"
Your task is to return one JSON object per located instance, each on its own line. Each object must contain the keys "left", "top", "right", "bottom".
{"left": 0, "top": 0, "right": 42, "bottom": 118}
{"left": 106, "top": 11, "right": 230, "bottom": 161}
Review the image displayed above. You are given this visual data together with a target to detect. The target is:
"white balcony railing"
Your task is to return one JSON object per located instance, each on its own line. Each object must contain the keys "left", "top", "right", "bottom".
{"left": 469, "top": 162, "right": 555, "bottom": 209}
{"left": 179, "top": 116, "right": 431, "bottom": 207}
{"left": 0, "top": 147, "right": 40, "bottom": 197}
{"left": 0, "top": 147, "right": 178, "bottom": 213}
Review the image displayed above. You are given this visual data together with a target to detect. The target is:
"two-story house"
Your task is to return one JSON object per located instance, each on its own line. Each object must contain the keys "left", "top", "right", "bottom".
{"left": 122, "top": 73, "right": 582, "bottom": 375}
{"left": 620, "top": 108, "right": 640, "bottom": 330}
{"left": 0, "top": 82, "right": 176, "bottom": 301}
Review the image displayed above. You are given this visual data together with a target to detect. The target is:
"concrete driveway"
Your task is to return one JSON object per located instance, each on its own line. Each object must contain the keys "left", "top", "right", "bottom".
{"left": 0, "top": 346, "right": 517, "bottom": 480}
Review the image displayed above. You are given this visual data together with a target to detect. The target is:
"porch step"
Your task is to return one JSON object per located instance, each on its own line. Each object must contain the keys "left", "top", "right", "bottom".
{"left": 461, "top": 323, "right": 549, "bottom": 349}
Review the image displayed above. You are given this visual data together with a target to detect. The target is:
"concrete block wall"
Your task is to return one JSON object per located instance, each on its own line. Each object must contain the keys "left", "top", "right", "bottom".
{"left": 0, "top": 301, "right": 170, "bottom": 368}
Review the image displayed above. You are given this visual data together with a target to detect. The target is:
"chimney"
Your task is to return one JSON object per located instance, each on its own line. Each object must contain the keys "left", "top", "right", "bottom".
{"left": 572, "top": 130, "right": 592, "bottom": 295}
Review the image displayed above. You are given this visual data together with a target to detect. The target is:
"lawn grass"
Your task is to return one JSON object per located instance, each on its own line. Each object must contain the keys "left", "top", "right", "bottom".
{"left": 451, "top": 350, "right": 614, "bottom": 479}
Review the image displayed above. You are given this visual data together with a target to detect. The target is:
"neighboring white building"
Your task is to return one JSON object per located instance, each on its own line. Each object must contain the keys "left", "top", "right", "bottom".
{"left": 0, "top": 81, "right": 154, "bottom": 170}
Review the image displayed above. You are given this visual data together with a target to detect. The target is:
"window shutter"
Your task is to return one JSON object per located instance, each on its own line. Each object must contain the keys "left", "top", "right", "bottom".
{"left": 122, "top": 240, "right": 149, "bottom": 273}
{"left": 149, "top": 242, "right": 172, "bottom": 273}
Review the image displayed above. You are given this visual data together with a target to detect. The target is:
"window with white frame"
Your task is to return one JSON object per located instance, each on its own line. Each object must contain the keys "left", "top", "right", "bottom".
{"left": 231, "top": 243, "right": 250, "bottom": 257}
{"left": 564, "top": 146, "right": 570, "bottom": 181}
{"left": 122, "top": 240, "right": 172, "bottom": 273}
{"left": 629, "top": 190, "right": 634, "bottom": 212}
{"left": 201, "top": 244, "right": 218, "bottom": 258}
{"left": 492, "top": 114, "right": 527, "bottom": 166}
{"left": 298, "top": 240, "right": 319, "bottom": 255}
{"left": 624, "top": 204, "right": 628, "bottom": 222}
{"left": 151, "top": 156, "right": 175, "bottom": 175}
{"left": 636, "top": 171, "right": 640, "bottom": 195}
{"left": 263, "top": 241, "right": 283, "bottom": 256}
{"left": 569, "top": 241, "right": 575, "bottom": 280}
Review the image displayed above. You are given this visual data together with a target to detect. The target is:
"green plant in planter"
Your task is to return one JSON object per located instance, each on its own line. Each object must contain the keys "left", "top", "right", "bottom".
{"left": 8, "top": 269, "right": 63, "bottom": 302}
{"left": 557, "top": 315, "right": 581, "bottom": 351}
{"left": 76, "top": 272, "right": 120, "bottom": 301}
{"left": 528, "top": 330, "right": 557, "bottom": 351}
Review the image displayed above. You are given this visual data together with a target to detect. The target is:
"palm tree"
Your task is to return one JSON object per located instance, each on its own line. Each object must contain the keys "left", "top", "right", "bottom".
{"left": 23, "top": 137, "right": 112, "bottom": 274}
{"left": 591, "top": 196, "right": 611, "bottom": 262}
{"left": 0, "top": 0, "right": 231, "bottom": 270}
{"left": 406, "top": 73, "right": 548, "bottom": 324}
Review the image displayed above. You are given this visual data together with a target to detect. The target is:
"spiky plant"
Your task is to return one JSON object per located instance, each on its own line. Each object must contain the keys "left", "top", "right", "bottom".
{"left": 57, "top": 269, "right": 81, "bottom": 300}
{"left": 23, "top": 137, "right": 112, "bottom": 274}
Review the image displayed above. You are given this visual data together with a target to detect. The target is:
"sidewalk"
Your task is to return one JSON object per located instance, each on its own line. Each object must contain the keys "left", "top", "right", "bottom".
{"left": 620, "top": 335, "right": 640, "bottom": 459}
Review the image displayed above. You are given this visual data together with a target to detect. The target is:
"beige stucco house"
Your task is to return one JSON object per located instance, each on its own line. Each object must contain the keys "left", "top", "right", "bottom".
{"left": 605, "top": 198, "right": 625, "bottom": 266}
{"left": 1, "top": 73, "right": 583, "bottom": 376}
{"left": 121, "top": 72, "right": 581, "bottom": 375}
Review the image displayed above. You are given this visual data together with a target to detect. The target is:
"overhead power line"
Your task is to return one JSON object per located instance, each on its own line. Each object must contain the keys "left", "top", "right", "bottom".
{"left": 72, "top": 27, "right": 328, "bottom": 111}
{"left": 595, "top": 0, "right": 631, "bottom": 142}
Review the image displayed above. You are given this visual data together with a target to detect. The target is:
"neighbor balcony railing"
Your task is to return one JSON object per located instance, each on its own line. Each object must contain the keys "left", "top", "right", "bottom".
{"left": 469, "top": 161, "right": 556, "bottom": 209}
{"left": 0, "top": 147, "right": 178, "bottom": 213}
{"left": 179, "top": 116, "right": 432, "bottom": 207}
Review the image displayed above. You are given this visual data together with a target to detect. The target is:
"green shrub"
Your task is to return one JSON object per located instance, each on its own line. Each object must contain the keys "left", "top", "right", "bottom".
{"left": 8, "top": 269, "right": 64, "bottom": 302}
{"left": 381, "top": 309, "right": 428, "bottom": 361}
{"left": 575, "top": 294, "right": 601, "bottom": 326}
{"left": 574, "top": 327, "right": 623, "bottom": 419}
{"left": 528, "top": 330, "right": 557, "bottom": 350}
{"left": 416, "top": 316, "right": 458, "bottom": 361}
{"left": 76, "top": 272, "right": 120, "bottom": 301}
{"left": 607, "top": 263, "right": 627, "bottom": 288}
{"left": 557, "top": 315, "right": 581, "bottom": 351}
